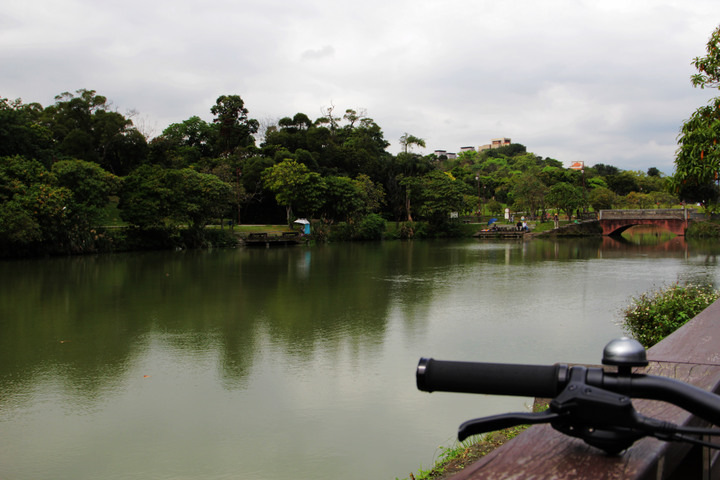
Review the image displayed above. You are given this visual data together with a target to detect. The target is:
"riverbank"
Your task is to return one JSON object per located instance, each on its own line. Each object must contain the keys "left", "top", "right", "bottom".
{"left": 3, "top": 218, "right": 718, "bottom": 259}
{"left": 398, "top": 399, "right": 550, "bottom": 480}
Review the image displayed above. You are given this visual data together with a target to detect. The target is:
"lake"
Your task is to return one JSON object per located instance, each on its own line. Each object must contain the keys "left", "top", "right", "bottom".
{"left": 1, "top": 234, "right": 718, "bottom": 479}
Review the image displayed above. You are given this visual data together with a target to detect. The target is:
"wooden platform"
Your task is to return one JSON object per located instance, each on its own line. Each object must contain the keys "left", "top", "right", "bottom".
{"left": 473, "top": 228, "right": 529, "bottom": 239}
{"left": 243, "top": 232, "right": 305, "bottom": 246}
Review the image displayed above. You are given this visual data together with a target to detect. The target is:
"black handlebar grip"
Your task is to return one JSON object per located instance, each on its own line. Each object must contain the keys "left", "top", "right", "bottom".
{"left": 417, "top": 358, "right": 564, "bottom": 398}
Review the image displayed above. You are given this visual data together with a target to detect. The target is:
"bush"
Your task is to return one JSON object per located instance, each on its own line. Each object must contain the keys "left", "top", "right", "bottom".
{"left": 328, "top": 222, "right": 354, "bottom": 242}
{"left": 621, "top": 283, "right": 720, "bottom": 347}
{"left": 355, "top": 214, "right": 386, "bottom": 240}
{"left": 327, "top": 215, "right": 387, "bottom": 241}
{"left": 686, "top": 221, "right": 720, "bottom": 238}
{"left": 395, "top": 221, "right": 429, "bottom": 239}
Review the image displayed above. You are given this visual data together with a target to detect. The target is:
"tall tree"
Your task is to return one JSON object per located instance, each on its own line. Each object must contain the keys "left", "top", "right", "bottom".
{"left": 40, "top": 89, "right": 147, "bottom": 174}
{"left": 399, "top": 133, "right": 426, "bottom": 154}
{"left": 0, "top": 98, "right": 53, "bottom": 164}
{"left": 211, "top": 95, "right": 259, "bottom": 156}
{"left": 263, "top": 159, "right": 324, "bottom": 224}
{"left": 674, "top": 24, "right": 720, "bottom": 211}
{"left": 546, "top": 182, "right": 584, "bottom": 220}
{"left": 119, "top": 165, "right": 232, "bottom": 232}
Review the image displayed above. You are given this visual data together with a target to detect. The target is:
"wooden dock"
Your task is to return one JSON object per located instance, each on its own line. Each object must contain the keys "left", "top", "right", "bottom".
{"left": 242, "top": 232, "right": 306, "bottom": 247}
{"left": 473, "top": 228, "right": 529, "bottom": 239}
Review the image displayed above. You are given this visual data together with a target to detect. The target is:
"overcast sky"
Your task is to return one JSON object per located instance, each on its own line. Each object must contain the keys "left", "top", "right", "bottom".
{"left": 3, "top": 0, "right": 720, "bottom": 174}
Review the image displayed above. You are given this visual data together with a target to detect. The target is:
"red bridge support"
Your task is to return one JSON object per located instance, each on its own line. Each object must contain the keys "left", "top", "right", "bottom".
{"left": 599, "top": 218, "right": 688, "bottom": 236}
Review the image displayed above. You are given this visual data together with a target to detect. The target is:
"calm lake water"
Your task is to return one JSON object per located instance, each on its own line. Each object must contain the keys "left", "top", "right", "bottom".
{"left": 1, "top": 233, "right": 719, "bottom": 480}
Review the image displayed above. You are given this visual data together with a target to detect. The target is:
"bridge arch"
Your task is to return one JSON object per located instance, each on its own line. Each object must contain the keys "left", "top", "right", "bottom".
{"left": 598, "top": 209, "right": 693, "bottom": 237}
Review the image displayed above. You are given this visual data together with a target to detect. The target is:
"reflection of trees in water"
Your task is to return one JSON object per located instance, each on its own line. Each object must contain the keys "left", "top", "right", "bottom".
{"left": 0, "top": 247, "right": 404, "bottom": 403}
{"left": 4, "top": 238, "right": 720, "bottom": 405}
{"left": 238, "top": 244, "right": 394, "bottom": 368}
{"left": 0, "top": 255, "right": 146, "bottom": 405}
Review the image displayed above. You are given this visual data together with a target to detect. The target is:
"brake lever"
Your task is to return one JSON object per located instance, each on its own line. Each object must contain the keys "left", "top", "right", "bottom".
{"left": 458, "top": 411, "right": 561, "bottom": 441}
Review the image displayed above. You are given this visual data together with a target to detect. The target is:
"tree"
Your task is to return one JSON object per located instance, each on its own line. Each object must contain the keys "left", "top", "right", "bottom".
{"left": 169, "top": 169, "right": 233, "bottom": 232}
{"left": 0, "top": 97, "right": 53, "bottom": 165}
{"left": 399, "top": 133, "right": 426, "bottom": 154}
{"left": 621, "top": 192, "right": 654, "bottom": 209}
{"left": 588, "top": 187, "right": 617, "bottom": 211}
{"left": 417, "top": 170, "right": 469, "bottom": 227}
{"left": 352, "top": 174, "right": 385, "bottom": 216}
{"left": 546, "top": 182, "right": 584, "bottom": 220}
{"left": 320, "top": 176, "right": 361, "bottom": 223}
{"left": 40, "top": 89, "right": 148, "bottom": 174}
{"left": 51, "top": 159, "right": 119, "bottom": 225}
{"left": 674, "top": 24, "right": 720, "bottom": 212}
{"left": 150, "top": 116, "right": 217, "bottom": 167}
{"left": 119, "top": 165, "right": 232, "bottom": 231}
{"left": 211, "top": 95, "right": 259, "bottom": 156}
{"left": 606, "top": 171, "right": 640, "bottom": 196}
{"left": 509, "top": 173, "right": 548, "bottom": 217}
{"left": 0, "top": 155, "right": 85, "bottom": 253}
{"left": 262, "top": 159, "right": 324, "bottom": 224}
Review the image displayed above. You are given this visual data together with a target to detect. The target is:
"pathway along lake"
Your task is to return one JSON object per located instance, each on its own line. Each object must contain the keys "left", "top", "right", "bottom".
{"left": 1, "top": 233, "right": 719, "bottom": 480}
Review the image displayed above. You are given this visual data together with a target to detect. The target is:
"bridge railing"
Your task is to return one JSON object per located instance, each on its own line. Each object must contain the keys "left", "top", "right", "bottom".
{"left": 598, "top": 208, "right": 695, "bottom": 220}
{"left": 446, "top": 298, "right": 720, "bottom": 480}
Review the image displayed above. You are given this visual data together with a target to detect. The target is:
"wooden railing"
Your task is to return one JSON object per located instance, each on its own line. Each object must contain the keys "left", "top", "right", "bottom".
{"left": 447, "top": 299, "right": 720, "bottom": 479}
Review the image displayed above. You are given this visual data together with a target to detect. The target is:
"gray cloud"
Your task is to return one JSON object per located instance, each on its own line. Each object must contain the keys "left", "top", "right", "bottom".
{"left": 301, "top": 45, "right": 335, "bottom": 61}
{"left": 3, "top": 0, "right": 720, "bottom": 174}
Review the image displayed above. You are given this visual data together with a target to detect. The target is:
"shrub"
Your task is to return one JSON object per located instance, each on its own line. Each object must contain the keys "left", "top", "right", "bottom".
{"left": 355, "top": 214, "right": 386, "bottom": 240}
{"left": 686, "top": 221, "right": 720, "bottom": 238}
{"left": 621, "top": 283, "right": 720, "bottom": 347}
{"left": 328, "top": 222, "right": 354, "bottom": 242}
{"left": 396, "top": 221, "right": 429, "bottom": 239}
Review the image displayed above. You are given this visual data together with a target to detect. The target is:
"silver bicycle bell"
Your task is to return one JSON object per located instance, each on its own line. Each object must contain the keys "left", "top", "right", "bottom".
{"left": 602, "top": 337, "right": 648, "bottom": 375}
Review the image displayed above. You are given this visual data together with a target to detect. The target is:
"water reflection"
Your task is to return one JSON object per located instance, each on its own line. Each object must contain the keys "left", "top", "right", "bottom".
{"left": 1, "top": 238, "right": 719, "bottom": 480}
{"left": 1, "top": 236, "right": 717, "bottom": 404}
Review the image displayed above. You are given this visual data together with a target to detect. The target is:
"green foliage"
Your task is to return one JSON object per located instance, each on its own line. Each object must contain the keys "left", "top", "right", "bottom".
{"left": 686, "top": 220, "right": 720, "bottom": 238}
{"left": 546, "top": 182, "right": 584, "bottom": 220}
{"left": 330, "top": 214, "right": 387, "bottom": 241}
{"left": 392, "top": 221, "right": 429, "bottom": 239}
{"left": 320, "top": 175, "right": 362, "bottom": 223}
{"left": 52, "top": 159, "right": 119, "bottom": 224}
{"left": 621, "top": 283, "right": 720, "bottom": 347}
{"left": 691, "top": 24, "right": 720, "bottom": 89}
{"left": 210, "top": 94, "right": 259, "bottom": 155}
{"left": 509, "top": 173, "right": 548, "bottom": 215}
{"left": 0, "top": 97, "right": 53, "bottom": 164}
{"left": 41, "top": 89, "right": 148, "bottom": 175}
{"left": 355, "top": 214, "right": 386, "bottom": 240}
{"left": 263, "top": 159, "right": 325, "bottom": 223}
{"left": 485, "top": 198, "right": 504, "bottom": 216}
{"left": 588, "top": 186, "right": 616, "bottom": 211}
{"left": 3, "top": 87, "right": 700, "bottom": 254}
{"left": 399, "top": 132, "right": 426, "bottom": 153}
{"left": 0, "top": 155, "right": 95, "bottom": 255}
{"left": 119, "top": 165, "right": 232, "bottom": 234}
{"left": 417, "top": 170, "right": 470, "bottom": 227}
{"left": 674, "top": 24, "right": 720, "bottom": 211}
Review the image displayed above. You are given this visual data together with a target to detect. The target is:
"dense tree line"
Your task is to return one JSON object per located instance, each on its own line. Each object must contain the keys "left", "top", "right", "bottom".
{"left": 0, "top": 74, "right": 709, "bottom": 255}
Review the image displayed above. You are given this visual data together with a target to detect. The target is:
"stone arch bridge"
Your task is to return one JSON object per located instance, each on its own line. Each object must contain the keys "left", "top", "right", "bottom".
{"left": 597, "top": 209, "right": 698, "bottom": 236}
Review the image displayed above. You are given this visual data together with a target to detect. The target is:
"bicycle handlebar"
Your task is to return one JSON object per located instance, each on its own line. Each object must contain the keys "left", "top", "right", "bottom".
{"left": 417, "top": 358, "right": 720, "bottom": 426}
{"left": 416, "top": 358, "right": 568, "bottom": 398}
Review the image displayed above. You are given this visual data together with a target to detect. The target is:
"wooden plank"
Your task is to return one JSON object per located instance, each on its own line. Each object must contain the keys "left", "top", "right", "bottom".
{"left": 646, "top": 299, "right": 720, "bottom": 367}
